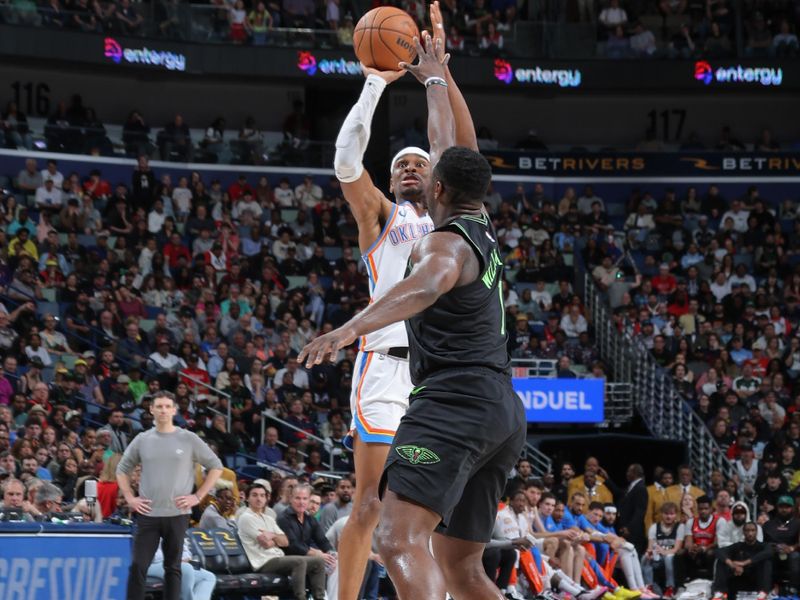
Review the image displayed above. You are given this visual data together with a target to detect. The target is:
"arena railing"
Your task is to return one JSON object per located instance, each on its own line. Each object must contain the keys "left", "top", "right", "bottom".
{"left": 583, "top": 272, "right": 734, "bottom": 489}
{"left": 524, "top": 441, "right": 552, "bottom": 477}
{"left": 261, "top": 412, "right": 335, "bottom": 472}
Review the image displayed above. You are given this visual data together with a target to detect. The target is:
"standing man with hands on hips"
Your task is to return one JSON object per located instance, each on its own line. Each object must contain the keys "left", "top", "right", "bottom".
{"left": 117, "top": 391, "right": 223, "bottom": 600}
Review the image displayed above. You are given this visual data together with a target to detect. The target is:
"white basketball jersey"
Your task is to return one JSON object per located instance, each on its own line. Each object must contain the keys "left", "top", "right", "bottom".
{"left": 361, "top": 200, "right": 434, "bottom": 351}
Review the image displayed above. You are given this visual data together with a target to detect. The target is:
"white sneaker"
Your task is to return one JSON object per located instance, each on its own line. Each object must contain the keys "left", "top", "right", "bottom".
{"left": 505, "top": 587, "right": 527, "bottom": 600}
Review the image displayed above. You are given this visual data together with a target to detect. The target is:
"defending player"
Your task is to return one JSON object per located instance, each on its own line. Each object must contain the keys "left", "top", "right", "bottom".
{"left": 301, "top": 32, "right": 525, "bottom": 599}
{"left": 330, "top": 3, "right": 478, "bottom": 599}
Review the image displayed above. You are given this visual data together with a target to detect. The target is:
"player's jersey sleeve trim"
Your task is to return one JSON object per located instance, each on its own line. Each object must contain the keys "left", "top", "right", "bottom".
{"left": 363, "top": 202, "right": 399, "bottom": 257}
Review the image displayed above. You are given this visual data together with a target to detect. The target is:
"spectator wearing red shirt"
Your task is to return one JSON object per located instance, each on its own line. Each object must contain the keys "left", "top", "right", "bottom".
{"left": 83, "top": 169, "right": 111, "bottom": 200}
{"left": 163, "top": 232, "right": 191, "bottom": 269}
{"left": 652, "top": 263, "right": 677, "bottom": 296}
{"left": 180, "top": 354, "right": 210, "bottom": 391}
{"left": 227, "top": 174, "right": 254, "bottom": 202}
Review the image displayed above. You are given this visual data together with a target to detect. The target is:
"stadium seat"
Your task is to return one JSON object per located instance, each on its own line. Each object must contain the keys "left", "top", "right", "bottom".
{"left": 209, "top": 528, "right": 292, "bottom": 596}
{"left": 144, "top": 305, "right": 163, "bottom": 319}
{"left": 35, "top": 301, "right": 60, "bottom": 318}
{"left": 186, "top": 529, "right": 243, "bottom": 594}
{"left": 41, "top": 288, "right": 57, "bottom": 302}
{"left": 286, "top": 275, "right": 307, "bottom": 289}
{"left": 138, "top": 319, "right": 156, "bottom": 333}
{"left": 323, "top": 247, "right": 343, "bottom": 261}
{"left": 144, "top": 576, "right": 164, "bottom": 600}
{"left": 77, "top": 234, "right": 96, "bottom": 248}
{"left": 61, "top": 354, "right": 78, "bottom": 370}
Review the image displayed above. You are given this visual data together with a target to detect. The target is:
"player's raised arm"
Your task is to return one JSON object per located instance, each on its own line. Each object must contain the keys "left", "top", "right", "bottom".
{"left": 333, "top": 68, "right": 403, "bottom": 238}
{"left": 430, "top": 1, "right": 479, "bottom": 151}
{"left": 400, "top": 33, "right": 455, "bottom": 168}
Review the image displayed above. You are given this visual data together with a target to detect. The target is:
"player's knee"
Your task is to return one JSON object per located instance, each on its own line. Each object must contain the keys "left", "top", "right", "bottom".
{"left": 442, "top": 561, "right": 488, "bottom": 594}
{"left": 350, "top": 493, "right": 382, "bottom": 526}
{"left": 375, "top": 522, "right": 407, "bottom": 563}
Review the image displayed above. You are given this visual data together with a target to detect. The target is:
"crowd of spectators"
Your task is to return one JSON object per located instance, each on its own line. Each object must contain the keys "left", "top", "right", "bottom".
{"left": 585, "top": 0, "right": 799, "bottom": 58}
{"left": 3, "top": 0, "right": 798, "bottom": 59}
{"left": 1, "top": 95, "right": 318, "bottom": 168}
{"left": 491, "top": 456, "right": 800, "bottom": 599}
{"left": 595, "top": 179, "right": 800, "bottom": 473}
{"left": 0, "top": 122, "right": 798, "bottom": 597}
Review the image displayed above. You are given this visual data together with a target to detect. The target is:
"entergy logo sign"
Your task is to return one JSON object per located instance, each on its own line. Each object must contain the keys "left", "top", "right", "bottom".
{"left": 494, "top": 59, "right": 581, "bottom": 87}
{"left": 694, "top": 60, "right": 782, "bottom": 87}
{"left": 103, "top": 37, "right": 186, "bottom": 72}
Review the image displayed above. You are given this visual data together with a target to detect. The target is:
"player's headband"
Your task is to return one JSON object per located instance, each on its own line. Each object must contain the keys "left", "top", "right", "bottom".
{"left": 390, "top": 147, "right": 431, "bottom": 172}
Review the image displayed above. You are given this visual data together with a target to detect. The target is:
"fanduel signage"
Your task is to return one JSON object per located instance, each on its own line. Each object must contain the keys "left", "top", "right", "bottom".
{"left": 514, "top": 378, "right": 605, "bottom": 423}
{"left": 0, "top": 533, "right": 129, "bottom": 599}
{"left": 104, "top": 37, "right": 186, "bottom": 72}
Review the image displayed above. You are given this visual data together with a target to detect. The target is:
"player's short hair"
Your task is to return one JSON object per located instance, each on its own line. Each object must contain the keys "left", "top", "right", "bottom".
{"left": 247, "top": 483, "right": 269, "bottom": 497}
{"left": 151, "top": 391, "right": 176, "bottom": 404}
{"left": 697, "top": 495, "right": 712, "bottom": 506}
{"left": 525, "top": 479, "right": 544, "bottom": 491}
{"left": 538, "top": 492, "right": 556, "bottom": 505}
{"left": 570, "top": 491, "right": 587, "bottom": 502}
{"left": 433, "top": 146, "right": 492, "bottom": 208}
{"left": 661, "top": 501, "right": 678, "bottom": 514}
{"left": 588, "top": 501, "right": 604, "bottom": 512}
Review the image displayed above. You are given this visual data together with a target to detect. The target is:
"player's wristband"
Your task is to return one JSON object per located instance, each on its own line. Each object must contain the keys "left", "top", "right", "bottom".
{"left": 424, "top": 76, "right": 448, "bottom": 89}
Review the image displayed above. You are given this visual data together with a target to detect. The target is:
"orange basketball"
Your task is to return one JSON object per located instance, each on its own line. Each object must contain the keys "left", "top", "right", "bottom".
{"left": 353, "top": 7, "right": 419, "bottom": 72}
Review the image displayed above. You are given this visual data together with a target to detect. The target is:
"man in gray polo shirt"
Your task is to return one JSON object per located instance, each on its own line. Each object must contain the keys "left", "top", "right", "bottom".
{"left": 117, "top": 391, "right": 223, "bottom": 600}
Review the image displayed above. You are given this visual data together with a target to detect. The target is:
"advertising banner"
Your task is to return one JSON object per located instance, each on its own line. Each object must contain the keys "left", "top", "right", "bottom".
{"left": 515, "top": 378, "right": 605, "bottom": 423}
{"left": 0, "top": 527, "right": 130, "bottom": 600}
{"left": 484, "top": 151, "right": 800, "bottom": 177}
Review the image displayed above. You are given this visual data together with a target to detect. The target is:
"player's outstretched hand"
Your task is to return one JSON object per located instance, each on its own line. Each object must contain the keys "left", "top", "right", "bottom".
{"left": 429, "top": 1, "right": 446, "bottom": 51}
{"left": 361, "top": 64, "right": 406, "bottom": 84}
{"left": 299, "top": 325, "right": 358, "bottom": 368}
{"left": 399, "top": 31, "right": 450, "bottom": 85}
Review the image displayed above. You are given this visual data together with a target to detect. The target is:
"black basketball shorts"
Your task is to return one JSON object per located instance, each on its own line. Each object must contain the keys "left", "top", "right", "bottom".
{"left": 380, "top": 366, "right": 526, "bottom": 543}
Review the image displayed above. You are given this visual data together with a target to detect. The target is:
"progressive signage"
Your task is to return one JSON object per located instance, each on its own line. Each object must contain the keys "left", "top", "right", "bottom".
{"left": 515, "top": 378, "right": 605, "bottom": 423}
{"left": 0, "top": 529, "right": 130, "bottom": 599}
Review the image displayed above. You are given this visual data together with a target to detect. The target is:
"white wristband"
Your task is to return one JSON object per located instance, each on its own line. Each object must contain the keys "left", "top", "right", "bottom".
{"left": 424, "top": 76, "right": 448, "bottom": 88}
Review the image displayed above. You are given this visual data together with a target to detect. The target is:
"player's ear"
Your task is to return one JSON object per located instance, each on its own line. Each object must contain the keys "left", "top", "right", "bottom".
{"left": 388, "top": 179, "right": 394, "bottom": 195}
{"left": 434, "top": 180, "right": 442, "bottom": 200}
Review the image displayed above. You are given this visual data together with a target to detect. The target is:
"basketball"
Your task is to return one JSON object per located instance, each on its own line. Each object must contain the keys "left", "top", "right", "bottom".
{"left": 353, "top": 6, "right": 419, "bottom": 72}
